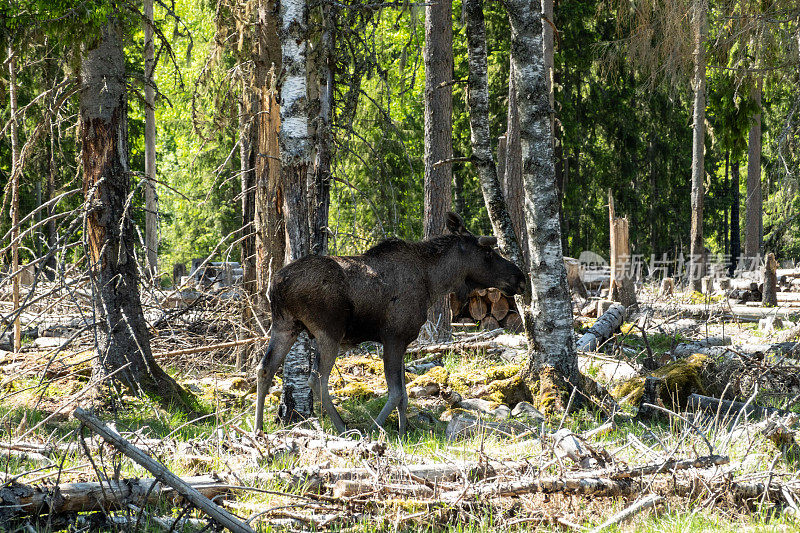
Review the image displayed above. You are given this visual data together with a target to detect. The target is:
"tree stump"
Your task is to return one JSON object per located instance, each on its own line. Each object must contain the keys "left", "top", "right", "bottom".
{"left": 763, "top": 253, "right": 778, "bottom": 307}
{"left": 659, "top": 277, "right": 674, "bottom": 298}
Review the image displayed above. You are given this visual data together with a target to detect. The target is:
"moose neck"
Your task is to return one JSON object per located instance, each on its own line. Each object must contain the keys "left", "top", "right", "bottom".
{"left": 422, "top": 238, "right": 469, "bottom": 300}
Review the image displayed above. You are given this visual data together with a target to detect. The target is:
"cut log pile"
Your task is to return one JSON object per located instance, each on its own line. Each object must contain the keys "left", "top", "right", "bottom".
{"left": 450, "top": 287, "right": 523, "bottom": 332}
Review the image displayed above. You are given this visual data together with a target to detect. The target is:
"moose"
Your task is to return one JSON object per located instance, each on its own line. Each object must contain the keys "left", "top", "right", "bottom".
{"left": 254, "top": 212, "right": 526, "bottom": 436}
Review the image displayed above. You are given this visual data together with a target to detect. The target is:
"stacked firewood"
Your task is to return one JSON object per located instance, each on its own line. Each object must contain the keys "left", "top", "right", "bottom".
{"left": 450, "top": 288, "right": 523, "bottom": 332}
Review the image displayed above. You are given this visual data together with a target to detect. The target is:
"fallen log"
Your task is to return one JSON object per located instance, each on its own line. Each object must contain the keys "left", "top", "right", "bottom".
{"left": 0, "top": 475, "right": 232, "bottom": 518}
{"left": 687, "top": 393, "right": 790, "bottom": 420}
{"left": 577, "top": 303, "right": 625, "bottom": 351}
{"left": 589, "top": 494, "right": 663, "bottom": 533}
{"left": 74, "top": 408, "right": 254, "bottom": 533}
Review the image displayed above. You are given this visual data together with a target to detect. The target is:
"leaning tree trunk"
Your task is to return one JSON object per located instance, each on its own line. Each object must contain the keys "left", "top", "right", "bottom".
{"left": 277, "top": 0, "right": 315, "bottom": 423}
{"left": 423, "top": 0, "right": 454, "bottom": 342}
{"left": 463, "top": 0, "right": 524, "bottom": 270}
{"left": 81, "top": 22, "right": 197, "bottom": 414}
{"left": 507, "top": 1, "right": 579, "bottom": 409}
{"left": 143, "top": 0, "right": 158, "bottom": 280}
{"left": 688, "top": 0, "right": 707, "bottom": 293}
{"left": 745, "top": 77, "right": 762, "bottom": 259}
{"left": 463, "top": 0, "right": 535, "bottom": 346}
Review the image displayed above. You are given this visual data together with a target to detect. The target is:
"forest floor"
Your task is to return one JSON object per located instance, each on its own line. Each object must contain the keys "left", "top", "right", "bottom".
{"left": 2, "top": 285, "right": 800, "bottom": 532}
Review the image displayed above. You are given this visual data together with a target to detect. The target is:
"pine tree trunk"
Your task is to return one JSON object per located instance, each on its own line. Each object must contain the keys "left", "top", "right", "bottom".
{"left": 507, "top": 1, "right": 579, "bottom": 407}
{"left": 144, "top": 0, "right": 158, "bottom": 280}
{"left": 81, "top": 22, "right": 197, "bottom": 414}
{"left": 277, "top": 0, "right": 314, "bottom": 423}
{"left": 8, "top": 45, "right": 21, "bottom": 353}
{"left": 730, "top": 159, "right": 741, "bottom": 274}
{"left": 723, "top": 151, "right": 729, "bottom": 255}
{"left": 424, "top": 0, "right": 454, "bottom": 342}
{"left": 648, "top": 139, "right": 657, "bottom": 255}
{"left": 237, "top": 88, "right": 257, "bottom": 371}
{"left": 688, "top": 0, "right": 707, "bottom": 292}
{"left": 745, "top": 78, "right": 762, "bottom": 258}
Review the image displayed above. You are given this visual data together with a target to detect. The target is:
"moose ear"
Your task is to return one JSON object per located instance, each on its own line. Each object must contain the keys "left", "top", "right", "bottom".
{"left": 445, "top": 212, "right": 469, "bottom": 235}
{"left": 478, "top": 236, "right": 497, "bottom": 247}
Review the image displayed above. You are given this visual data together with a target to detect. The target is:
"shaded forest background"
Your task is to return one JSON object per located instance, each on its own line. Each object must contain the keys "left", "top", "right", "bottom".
{"left": 2, "top": 0, "right": 799, "bottom": 276}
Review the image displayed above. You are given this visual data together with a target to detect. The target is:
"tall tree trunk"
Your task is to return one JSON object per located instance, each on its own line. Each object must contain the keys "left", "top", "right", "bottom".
{"left": 310, "top": 3, "right": 333, "bottom": 257}
{"left": 730, "top": 159, "right": 741, "bottom": 274}
{"left": 277, "top": 0, "right": 314, "bottom": 423}
{"left": 237, "top": 87, "right": 257, "bottom": 371}
{"left": 423, "top": 0, "right": 453, "bottom": 342}
{"left": 745, "top": 78, "right": 763, "bottom": 258}
{"left": 688, "top": 0, "right": 707, "bottom": 292}
{"left": 45, "top": 102, "right": 57, "bottom": 281}
{"left": 648, "top": 139, "right": 657, "bottom": 255}
{"left": 8, "top": 45, "right": 21, "bottom": 353}
{"left": 507, "top": 1, "right": 579, "bottom": 408}
{"left": 465, "top": 0, "right": 535, "bottom": 349}
{"left": 81, "top": 22, "right": 197, "bottom": 414}
{"left": 464, "top": 0, "right": 524, "bottom": 269}
{"left": 504, "top": 63, "right": 529, "bottom": 265}
{"left": 723, "top": 151, "right": 729, "bottom": 255}
{"left": 144, "top": 0, "right": 158, "bottom": 280}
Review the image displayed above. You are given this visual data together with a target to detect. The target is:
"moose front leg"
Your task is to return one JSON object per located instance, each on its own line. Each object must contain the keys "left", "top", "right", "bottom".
{"left": 374, "top": 340, "right": 409, "bottom": 436}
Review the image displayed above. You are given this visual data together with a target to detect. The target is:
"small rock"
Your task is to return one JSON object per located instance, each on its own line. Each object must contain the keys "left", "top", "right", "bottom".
{"left": 511, "top": 401, "right": 545, "bottom": 421}
{"left": 408, "top": 383, "right": 440, "bottom": 398}
{"left": 440, "top": 389, "right": 462, "bottom": 406}
{"left": 34, "top": 337, "right": 69, "bottom": 348}
{"left": 455, "top": 398, "right": 512, "bottom": 420}
{"left": 445, "top": 413, "right": 531, "bottom": 441}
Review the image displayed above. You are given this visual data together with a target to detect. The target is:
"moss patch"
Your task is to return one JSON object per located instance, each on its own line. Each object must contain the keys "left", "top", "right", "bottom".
{"left": 408, "top": 366, "right": 450, "bottom": 388}
{"left": 612, "top": 353, "right": 710, "bottom": 408}
{"left": 335, "top": 381, "right": 378, "bottom": 401}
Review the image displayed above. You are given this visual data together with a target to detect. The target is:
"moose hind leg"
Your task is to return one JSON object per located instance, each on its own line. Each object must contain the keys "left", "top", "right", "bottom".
{"left": 255, "top": 328, "right": 298, "bottom": 432}
{"left": 312, "top": 333, "right": 347, "bottom": 433}
{"left": 374, "top": 341, "right": 409, "bottom": 436}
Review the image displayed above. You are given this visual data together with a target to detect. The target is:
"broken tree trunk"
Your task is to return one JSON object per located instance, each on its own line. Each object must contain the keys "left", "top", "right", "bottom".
{"left": 577, "top": 303, "right": 625, "bottom": 351}
{"left": 74, "top": 408, "right": 254, "bottom": 533}
{"left": 608, "top": 191, "right": 637, "bottom": 308}
{"left": 763, "top": 252, "right": 778, "bottom": 307}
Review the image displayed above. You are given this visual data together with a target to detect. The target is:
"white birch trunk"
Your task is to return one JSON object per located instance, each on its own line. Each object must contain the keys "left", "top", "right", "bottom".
{"left": 506, "top": 1, "right": 579, "bottom": 389}
{"left": 278, "top": 0, "right": 314, "bottom": 422}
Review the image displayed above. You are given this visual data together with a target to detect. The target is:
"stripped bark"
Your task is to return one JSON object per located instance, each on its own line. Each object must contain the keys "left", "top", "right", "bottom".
{"left": 507, "top": 2, "right": 579, "bottom": 397}
{"left": 80, "top": 22, "right": 196, "bottom": 413}
{"left": 310, "top": 4, "right": 333, "bottom": 257}
{"left": 688, "top": 0, "right": 707, "bottom": 292}
{"left": 731, "top": 159, "right": 741, "bottom": 274}
{"left": 504, "top": 64, "right": 528, "bottom": 265}
{"left": 278, "top": 0, "right": 315, "bottom": 422}
{"left": 762, "top": 252, "right": 777, "bottom": 307}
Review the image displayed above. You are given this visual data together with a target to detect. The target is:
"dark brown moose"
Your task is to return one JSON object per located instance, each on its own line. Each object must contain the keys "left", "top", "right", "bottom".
{"left": 255, "top": 212, "right": 526, "bottom": 435}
